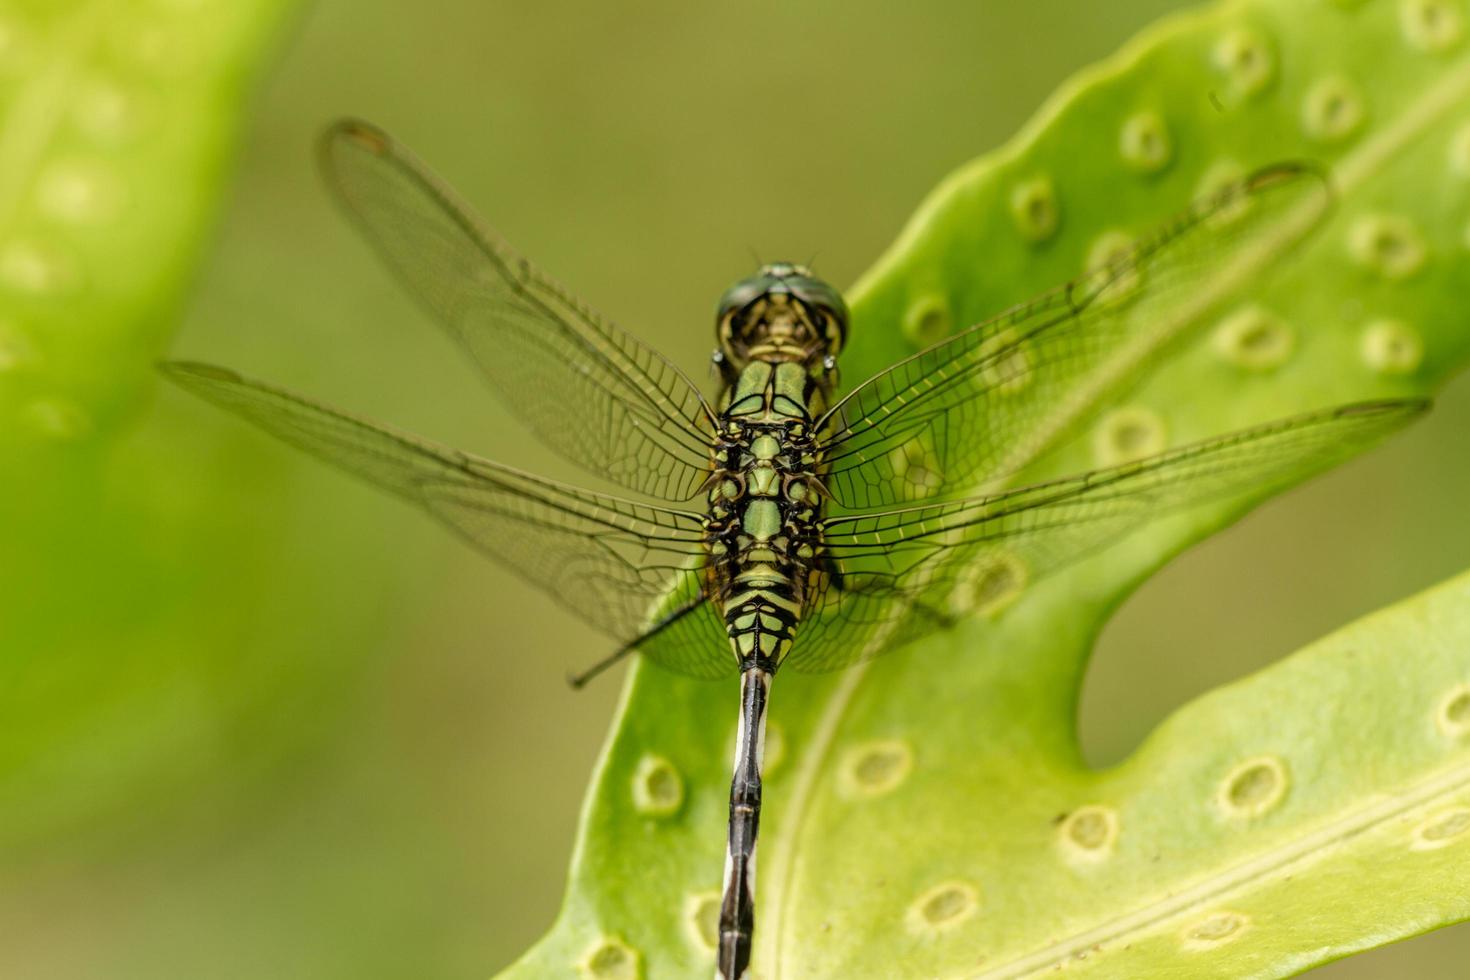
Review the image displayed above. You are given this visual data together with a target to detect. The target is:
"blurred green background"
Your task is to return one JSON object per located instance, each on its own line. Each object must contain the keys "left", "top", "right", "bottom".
{"left": 3, "top": 1, "right": 1469, "bottom": 977}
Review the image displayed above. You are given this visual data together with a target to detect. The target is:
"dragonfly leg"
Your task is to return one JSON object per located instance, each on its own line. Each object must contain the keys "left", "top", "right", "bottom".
{"left": 565, "top": 596, "right": 710, "bottom": 689}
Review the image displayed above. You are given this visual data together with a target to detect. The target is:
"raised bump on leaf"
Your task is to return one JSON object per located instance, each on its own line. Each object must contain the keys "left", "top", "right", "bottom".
{"left": 630, "top": 754, "right": 683, "bottom": 817}
{"left": 25, "top": 398, "right": 91, "bottom": 441}
{"left": 1092, "top": 406, "right": 1167, "bottom": 466}
{"left": 1302, "top": 74, "right": 1367, "bottom": 143}
{"left": 1218, "top": 756, "right": 1290, "bottom": 819}
{"left": 1411, "top": 808, "right": 1470, "bottom": 850}
{"left": 36, "top": 161, "right": 125, "bottom": 225}
{"left": 1436, "top": 684, "right": 1470, "bottom": 737}
{"left": 1361, "top": 319, "right": 1425, "bottom": 375}
{"left": 1211, "top": 27, "right": 1275, "bottom": 99}
{"left": 0, "top": 240, "right": 77, "bottom": 295}
{"left": 1181, "top": 911, "right": 1250, "bottom": 950}
{"left": 1058, "top": 804, "right": 1121, "bottom": 863}
{"left": 838, "top": 739, "right": 914, "bottom": 799}
{"left": 1009, "top": 174, "right": 1061, "bottom": 243}
{"left": 73, "top": 81, "right": 144, "bottom": 143}
{"left": 905, "top": 880, "right": 981, "bottom": 935}
{"left": 576, "top": 936, "right": 641, "bottom": 979}
{"left": 1120, "top": 111, "right": 1173, "bottom": 174}
{"left": 683, "top": 891, "right": 720, "bottom": 954}
{"left": 902, "top": 292, "right": 950, "bottom": 347}
{"left": 1212, "top": 305, "right": 1295, "bottom": 371}
{"left": 1399, "top": 0, "right": 1465, "bottom": 53}
{"left": 1347, "top": 213, "right": 1429, "bottom": 280}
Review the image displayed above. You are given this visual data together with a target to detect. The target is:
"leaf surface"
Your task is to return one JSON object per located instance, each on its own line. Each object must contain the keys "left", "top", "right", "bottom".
{"left": 501, "top": 0, "right": 1470, "bottom": 977}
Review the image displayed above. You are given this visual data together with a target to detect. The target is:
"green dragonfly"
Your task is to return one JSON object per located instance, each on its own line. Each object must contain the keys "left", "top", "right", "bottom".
{"left": 162, "top": 120, "right": 1426, "bottom": 980}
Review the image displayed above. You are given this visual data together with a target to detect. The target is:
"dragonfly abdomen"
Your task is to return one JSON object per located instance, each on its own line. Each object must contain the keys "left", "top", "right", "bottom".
{"left": 712, "top": 483, "right": 814, "bottom": 670}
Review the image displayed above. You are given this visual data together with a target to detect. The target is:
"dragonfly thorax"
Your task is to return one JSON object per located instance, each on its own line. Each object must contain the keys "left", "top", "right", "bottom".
{"left": 703, "top": 418, "right": 824, "bottom": 672}
{"left": 715, "top": 263, "right": 848, "bottom": 375}
{"left": 705, "top": 354, "right": 832, "bottom": 674}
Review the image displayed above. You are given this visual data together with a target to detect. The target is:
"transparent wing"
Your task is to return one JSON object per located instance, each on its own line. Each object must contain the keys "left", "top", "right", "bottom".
{"left": 817, "top": 164, "right": 1332, "bottom": 511}
{"left": 622, "top": 570, "right": 739, "bottom": 681}
{"left": 161, "top": 361, "right": 731, "bottom": 678}
{"left": 789, "top": 399, "right": 1427, "bottom": 673}
{"left": 320, "top": 119, "right": 716, "bottom": 502}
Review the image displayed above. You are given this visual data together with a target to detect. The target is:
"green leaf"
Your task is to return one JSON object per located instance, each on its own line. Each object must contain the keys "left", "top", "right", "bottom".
{"left": 0, "top": 0, "right": 295, "bottom": 453}
{"left": 0, "top": 0, "right": 297, "bottom": 842}
{"left": 501, "top": 0, "right": 1470, "bottom": 977}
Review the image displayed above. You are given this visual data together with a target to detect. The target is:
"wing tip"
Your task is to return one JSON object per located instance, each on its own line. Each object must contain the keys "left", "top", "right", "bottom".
{"left": 157, "top": 360, "right": 241, "bottom": 384}
{"left": 1242, "top": 159, "right": 1334, "bottom": 210}
{"left": 1335, "top": 396, "right": 1432, "bottom": 420}
{"left": 318, "top": 118, "right": 394, "bottom": 184}
{"left": 325, "top": 117, "right": 390, "bottom": 153}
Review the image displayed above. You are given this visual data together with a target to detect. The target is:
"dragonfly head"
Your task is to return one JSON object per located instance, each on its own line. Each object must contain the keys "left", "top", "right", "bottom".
{"left": 716, "top": 263, "right": 848, "bottom": 370}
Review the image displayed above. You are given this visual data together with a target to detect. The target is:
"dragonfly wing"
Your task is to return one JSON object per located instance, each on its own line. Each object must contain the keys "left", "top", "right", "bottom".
{"left": 320, "top": 119, "right": 716, "bottom": 502}
{"left": 789, "top": 399, "right": 1427, "bottom": 673}
{"left": 616, "top": 574, "right": 735, "bottom": 681}
{"left": 817, "top": 164, "right": 1333, "bottom": 511}
{"left": 162, "top": 361, "right": 732, "bottom": 678}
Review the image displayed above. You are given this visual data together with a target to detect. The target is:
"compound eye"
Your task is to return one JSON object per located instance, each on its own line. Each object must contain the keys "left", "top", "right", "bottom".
{"left": 717, "top": 280, "right": 763, "bottom": 321}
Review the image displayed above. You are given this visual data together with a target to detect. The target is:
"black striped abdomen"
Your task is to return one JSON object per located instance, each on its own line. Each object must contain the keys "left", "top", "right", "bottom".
{"left": 722, "top": 571, "right": 802, "bottom": 671}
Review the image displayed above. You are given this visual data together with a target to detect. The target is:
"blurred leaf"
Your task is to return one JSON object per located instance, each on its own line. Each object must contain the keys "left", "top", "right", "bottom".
{"left": 0, "top": 0, "right": 298, "bottom": 843}
{"left": 502, "top": 0, "right": 1470, "bottom": 977}
{"left": 0, "top": 0, "right": 295, "bottom": 451}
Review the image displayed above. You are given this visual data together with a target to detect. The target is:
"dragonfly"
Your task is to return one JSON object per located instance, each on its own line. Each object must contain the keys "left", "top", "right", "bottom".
{"left": 162, "top": 119, "right": 1426, "bottom": 980}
